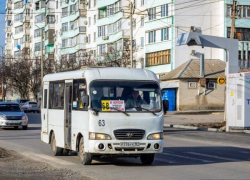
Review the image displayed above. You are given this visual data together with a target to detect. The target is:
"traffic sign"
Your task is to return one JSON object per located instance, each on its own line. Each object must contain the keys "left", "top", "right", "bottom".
{"left": 217, "top": 76, "right": 226, "bottom": 85}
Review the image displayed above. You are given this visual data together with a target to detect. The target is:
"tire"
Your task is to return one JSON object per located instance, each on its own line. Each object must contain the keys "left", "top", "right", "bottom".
{"left": 79, "top": 137, "right": 92, "bottom": 165}
{"left": 22, "top": 126, "right": 28, "bottom": 130}
{"left": 140, "top": 154, "right": 155, "bottom": 165}
{"left": 50, "top": 132, "right": 63, "bottom": 156}
{"left": 14, "top": 126, "right": 19, "bottom": 130}
{"left": 62, "top": 149, "right": 70, "bottom": 156}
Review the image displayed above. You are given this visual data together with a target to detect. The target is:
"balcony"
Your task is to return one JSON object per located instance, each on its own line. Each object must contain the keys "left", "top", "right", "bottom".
{"left": 23, "top": 16, "right": 31, "bottom": 23}
{"left": 6, "top": 3, "right": 12, "bottom": 9}
{"left": 5, "top": 38, "right": 11, "bottom": 44}
{"left": 5, "top": 27, "right": 12, "bottom": 32}
{"left": 79, "top": 9, "right": 87, "bottom": 17}
{"left": 46, "top": 8, "right": 55, "bottom": 16}
{"left": 5, "top": 15, "right": 12, "bottom": 21}
{"left": 21, "top": 42, "right": 30, "bottom": 49}
{"left": 6, "top": 45, "right": 12, "bottom": 50}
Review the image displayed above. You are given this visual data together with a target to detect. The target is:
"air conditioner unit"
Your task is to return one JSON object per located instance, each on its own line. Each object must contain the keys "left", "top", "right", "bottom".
{"left": 84, "top": 21, "right": 88, "bottom": 25}
{"left": 102, "top": 36, "right": 109, "bottom": 40}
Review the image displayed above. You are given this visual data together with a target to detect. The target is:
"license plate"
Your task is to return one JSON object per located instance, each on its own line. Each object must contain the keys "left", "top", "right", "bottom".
{"left": 120, "top": 142, "right": 140, "bottom": 147}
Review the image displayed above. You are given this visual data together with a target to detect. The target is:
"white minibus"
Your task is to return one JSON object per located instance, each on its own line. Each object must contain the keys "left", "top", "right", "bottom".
{"left": 41, "top": 67, "right": 164, "bottom": 165}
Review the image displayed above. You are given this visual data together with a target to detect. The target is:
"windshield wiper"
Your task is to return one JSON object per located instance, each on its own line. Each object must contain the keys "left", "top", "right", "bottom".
{"left": 126, "top": 106, "right": 157, "bottom": 116}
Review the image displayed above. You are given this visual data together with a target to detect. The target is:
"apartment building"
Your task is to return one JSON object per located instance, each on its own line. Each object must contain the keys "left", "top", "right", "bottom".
{"left": 225, "top": 0, "right": 250, "bottom": 67}
{"left": 145, "top": 0, "right": 225, "bottom": 76}
{"left": 5, "top": 0, "right": 233, "bottom": 77}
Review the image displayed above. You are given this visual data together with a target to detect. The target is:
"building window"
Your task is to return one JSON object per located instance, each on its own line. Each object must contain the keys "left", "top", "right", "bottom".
{"left": 94, "top": 0, "right": 96, "bottom": 7}
{"left": 98, "top": 25, "right": 106, "bottom": 37}
{"left": 94, "top": 32, "right": 96, "bottom": 42}
{"left": 70, "top": 4, "right": 77, "bottom": 14}
{"left": 98, "top": 44, "right": 106, "bottom": 55}
{"left": 148, "top": 30, "right": 156, "bottom": 43}
{"left": 148, "top": 7, "right": 156, "bottom": 20}
{"left": 62, "top": 22, "right": 68, "bottom": 32}
{"left": 62, "top": 39, "right": 68, "bottom": 48}
{"left": 141, "top": 37, "right": 144, "bottom": 47}
{"left": 62, "top": 7, "right": 68, "bottom": 17}
{"left": 47, "top": 15, "right": 55, "bottom": 24}
{"left": 188, "top": 82, "right": 197, "bottom": 89}
{"left": 99, "top": 7, "right": 107, "bottom": 19}
{"left": 88, "top": 17, "right": 91, "bottom": 26}
{"left": 14, "top": 1, "right": 24, "bottom": 9}
{"left": 207, "top": 82, "right": 216, "bottom": 89}
{"left": 141, "top": 0, "right": 144, "bottom": 6}
{"left": 161, "top": 28, "right": 169, "bottom": 41}
{"left": 161, "top": 4, "right": 169, "bottom": 17}
{"left": 14, "top": 13, "right": 23, "bottom": 22}
{"left": 88, "top": 34, "right": 91, "bottom": 43}
{"left": 94, "top": 15, "right": 96, "bottom": 24}
{"left": 7, "top": 20, "right": 11, "bottom": 26}
{"left": 141, "top": 16, "right": 144, "bottom": 26}
{"left": 107, "top": 4, "right": 114, "bottom": 16}
{"left": 226, "top": 5, "right": 250, "bottom": 18}
{"left": 35, "top": 14, "right": 45, "bottom": 23}
{"left": 15, "top": 25, "right": 23, "bottom": 34}
{"left": 35, "top": 42, "right": 41, "bottom": 51}
{"left": 146, "top": 50, "right": 171, "bottom": 66}
{"left": 70, "top": 21, "right": 75, "bottom": 30}
{"left": 89, "top": 0, "right": 91, "bottom": 9}
{"left": 227, "top": 27, "right": 250, "bottom": 41}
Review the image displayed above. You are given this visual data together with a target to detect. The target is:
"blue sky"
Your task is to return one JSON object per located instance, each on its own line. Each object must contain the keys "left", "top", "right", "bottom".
{"left": 0, "top": 1, "right": 5, "bottom": 49}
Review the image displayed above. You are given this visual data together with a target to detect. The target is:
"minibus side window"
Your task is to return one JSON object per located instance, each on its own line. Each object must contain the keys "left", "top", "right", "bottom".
{"left": 73, "top": 79, "right": 87, "bottom": 111}
{"left": 49, "top": 81, "right": 64, "bottom": 109}
{"left": 44, "top": 89, "right": 47, "bottom": 109}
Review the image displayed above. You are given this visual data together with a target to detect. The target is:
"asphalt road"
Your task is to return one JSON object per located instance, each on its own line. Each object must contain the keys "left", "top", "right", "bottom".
{"left": 1, "top": 113, "right": 250, "bottom": 180}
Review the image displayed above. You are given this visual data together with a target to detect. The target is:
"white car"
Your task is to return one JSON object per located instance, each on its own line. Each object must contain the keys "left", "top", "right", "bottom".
{"left": 0, "top": 102, "right": 28, "bottom": 130}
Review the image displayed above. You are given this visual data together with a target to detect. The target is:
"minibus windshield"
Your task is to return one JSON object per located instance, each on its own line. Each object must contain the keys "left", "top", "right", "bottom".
{"left": 90, "top": 80, "right": 161, "bottom": 112}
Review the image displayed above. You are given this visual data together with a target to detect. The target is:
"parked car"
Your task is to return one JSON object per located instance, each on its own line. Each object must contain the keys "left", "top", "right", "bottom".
{"left": 0, "top": 102, "right": 28, "bottom": 130}
{"left": 22, "top": 101, "right": 40, "bottom": 113}
{"left": 15, "top": 99, "right": 29, "bottom": 106}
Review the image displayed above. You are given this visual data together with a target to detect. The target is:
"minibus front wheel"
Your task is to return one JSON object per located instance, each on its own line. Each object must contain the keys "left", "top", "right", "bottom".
{"left": 79, "top": 137, "right": 93, "bottom": 165}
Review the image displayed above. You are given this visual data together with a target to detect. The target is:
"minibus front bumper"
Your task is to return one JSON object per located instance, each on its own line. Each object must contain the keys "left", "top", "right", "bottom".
{"left": 87, "top": 140, "right": 163, "bottom": 155}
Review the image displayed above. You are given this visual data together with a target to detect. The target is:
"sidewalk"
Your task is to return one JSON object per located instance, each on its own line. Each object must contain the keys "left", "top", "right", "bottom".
{"left": 164, "top": 110, "right": 224, "bottom": 125}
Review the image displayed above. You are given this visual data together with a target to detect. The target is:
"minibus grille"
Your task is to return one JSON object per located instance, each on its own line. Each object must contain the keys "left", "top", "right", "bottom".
{"left": 114, "top": 129, "right": 145, "bottom": 140}
{"left": 6, "top": 116, "right": 22, "bottom": 120}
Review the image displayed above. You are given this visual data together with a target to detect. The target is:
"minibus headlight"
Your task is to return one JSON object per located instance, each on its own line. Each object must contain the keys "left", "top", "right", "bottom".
{"left": 89, "top": 132, "right": 112, "bottom": 140}
{"left": 147, "top": 132, "right": 163, "bottom": 140}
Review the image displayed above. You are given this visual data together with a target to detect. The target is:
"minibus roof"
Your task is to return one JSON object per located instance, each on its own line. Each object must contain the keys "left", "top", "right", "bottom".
{"left": 43, "top": 67, "right": 159, "bottom": 83}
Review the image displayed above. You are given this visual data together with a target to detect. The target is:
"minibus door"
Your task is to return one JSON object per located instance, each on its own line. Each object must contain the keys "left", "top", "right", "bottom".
{"left": 42, "top": 83, "right": 49, "bottom": 134}
{"left": 65, "top": 81, "right": 73, "bottom": 149}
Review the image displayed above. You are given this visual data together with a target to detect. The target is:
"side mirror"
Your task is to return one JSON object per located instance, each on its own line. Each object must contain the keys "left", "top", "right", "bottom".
{"left": 81, "top": 95, "right": 89, "bottom": 107}
{"left": 162, "top": 100, "right": 169, "bottom": 112}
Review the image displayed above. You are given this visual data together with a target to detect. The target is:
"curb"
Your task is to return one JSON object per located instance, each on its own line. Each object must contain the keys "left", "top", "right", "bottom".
{"left": 173, "top": 111, "right": 224, "bottom": 115}
{"left": 164, "top": 124, "right": 222, "bottom": 132}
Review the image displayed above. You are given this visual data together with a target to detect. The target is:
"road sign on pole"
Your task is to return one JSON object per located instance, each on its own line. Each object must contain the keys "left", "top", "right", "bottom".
{"left": 217, "top": 76, "right": 226, "bottom": 85}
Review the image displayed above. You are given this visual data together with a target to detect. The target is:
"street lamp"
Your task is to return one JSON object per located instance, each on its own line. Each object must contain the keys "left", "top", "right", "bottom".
{"left": 35, "top": 25, "right": 44, "bottom": 98}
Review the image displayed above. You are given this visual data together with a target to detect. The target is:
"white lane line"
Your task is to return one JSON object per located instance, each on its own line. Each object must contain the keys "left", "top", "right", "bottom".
{"left": 161, "top": 152, "right": 213, "bottom": 163}
{"left": 186, "top": 152, "right": 241, "bottom": 162}
{"left": 240, "top": 151, "right": 250, "bottom": 154}
{"left": 154, "top": 157, "right": 176, "bottom": 164}
{"left": 34, "top": 154, "right": 75, "bottom": 165}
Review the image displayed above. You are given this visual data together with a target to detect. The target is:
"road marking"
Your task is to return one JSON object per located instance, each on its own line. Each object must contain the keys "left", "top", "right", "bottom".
{"left": 240, "top": 151, "right": 250, "bottom": 154}
{"left": 34, "top": 154, "right": 75, "bottom": 165}
{"left": 154, "top": 157, "right": 175, "bottom": 164}
{"left": 161, "top": 152, "right": 213, "bottom": 163}
{"left": 186, "top": 152, "right": 240, "bottom": 162}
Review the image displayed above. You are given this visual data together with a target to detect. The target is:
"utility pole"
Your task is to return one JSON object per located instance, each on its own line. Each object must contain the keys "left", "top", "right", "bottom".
{"left": 40, "top": 28, "right": 43, "bottom": 107}
{"left": 1, "top": 47, "right": 3, "bottom": 101}
{"left": 230, "top": 0, "right": 237, "bottom": 39}
{"left": 130, "top": 1, "right": 134, "bottom": 68}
